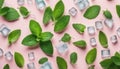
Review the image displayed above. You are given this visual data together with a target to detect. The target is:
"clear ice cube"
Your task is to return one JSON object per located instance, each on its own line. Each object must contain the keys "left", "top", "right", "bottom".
{"left": 56, "top": 42, "right": 68, "bottom": 54}
{"left": 28, "top": 52, "right": 35, "bottom": 61}
{"left": 27, "top": 0, "right": 33, "bottom": 5}
{"left": 69, "top": 7, "right": 78, "bottom": 17}
{"left": 110, "top": 35, "right": 117, "bottom": 44}
{"left": 90, "top": 38, "right": 97, "bottom": 47}
{"left": 35, "top": 0, "right": 46, "bottom": 10}
{"left": 75, "top": 0, "right": 89, "bottom": 11}
{"left": 5, "top": 51, "right": 13, "bottom": 61}
{"left": 0, "top": 48, "right": 3, "bottom": 57}
{"left": 87, "top": 26, "right": 95, "bottom": 35}
{"left": 17, "top": 0, "right": 24, "bottom": 6}
{"left": 27, "top": 62, "right": 36, "bottom": 69}
{"left": 104, "top": 19, "right": 114, "bottom": 29}
{"left": 40, "top": 62, "right": 52, "bottom": 69}
{"left": 101, "top": 49, "right": 110, "bottom": 58}
{"left": 0, "top": 24, "right": 10, "bottom": 37}
{"left": 117, "top": 27, "right": 120, "bottom": 37}
{"left": 95, "top": 21, "right": 103, "bottom": 30}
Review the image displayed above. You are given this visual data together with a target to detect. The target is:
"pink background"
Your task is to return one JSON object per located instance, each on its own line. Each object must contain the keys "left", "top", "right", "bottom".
{"left": 0, "top": 0, "right": 120, "bottom": 69}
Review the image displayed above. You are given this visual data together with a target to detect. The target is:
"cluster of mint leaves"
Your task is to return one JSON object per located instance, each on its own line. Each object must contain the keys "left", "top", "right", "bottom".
{"left": 1, "top": 0, "right": 120, "bottom": 69}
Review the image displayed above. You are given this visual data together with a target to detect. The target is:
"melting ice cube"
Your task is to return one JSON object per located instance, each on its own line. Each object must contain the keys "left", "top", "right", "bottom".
{"left": 0, "top": 24, "right": 10, "bottom": 37}
{"left": 28, "top": 52, "right": 35, "bottom": 61}
{"left": 95, "top": 21, "right": 103, "bottom": 30}
{"left": 0, "top": 48, "right": 4, "bottom": 57}
{"left": 101, "top": 49, "right": 110, "bottom": 58}
{"left": 90, "top": 38, "right": 97, "bottom": 47}
{"left": 69, "top": 7, "right": 78, "bottom": 17}
{"left": 17, "top": 0, "right": 24, "bottom": 6}
{"left": 110, "top": 35, "right": 117, "bottom": 44}
{"left": 35, "top": 0, "right": 46, "bottom": 10}
{"left": 27, "top": 62, "right": 36, "bottom": 69}
{"left": 40, "top": 62, "right": 52, "bottom": 69}
{"left": 27, "top": 0, "right": 33, "bottom": 5}
{"left": 104, "top": 19, "right": 114, "bottom": 29}
{"left": 5, "top": 51, "right": 13, "bottom": 61}
{"left": 87, "top": 26, "right": 95, "bottom": 35}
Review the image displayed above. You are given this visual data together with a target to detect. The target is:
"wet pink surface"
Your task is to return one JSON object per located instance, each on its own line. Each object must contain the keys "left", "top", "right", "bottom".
{"left": 0, "top": 0, "right": 120, "bottom": 69}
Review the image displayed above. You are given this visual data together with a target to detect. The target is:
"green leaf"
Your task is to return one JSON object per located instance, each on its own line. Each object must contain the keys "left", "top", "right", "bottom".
{"left": 53, "top": 0, "right": 64, "bottom": 20}
{"left": 88, "top": 65, "right": 95, "bottom": 69}
{"left": 30, "top": 20, "right": 42, "bottom": 37}
{"left": 39, "top": 57, "right": 48, "bottom": 64}
{"left": 99, "top": 31, "right": 108, "bottom": 48}
{"left": 73, "top": 40, "right": 87, "bottom": 49}
{"left": 72, "top": 23, "right": 86, "bottom": 34}
{"left": 70, "top": 52, "right": 77, "bottom": 64}
{"left": 56, "top": 56, "right": 67, "bottom": 69}
{"left": 14, "top": 52, "right": 24, "bottom": 68}
{"left": 3, "top": 8, "right": 20, "bottom": 21}
{"left": 111, "top": 56, "right": 120, "bottom": 66}
{"left": 115, "top": 52, "right": 120, "bottom": 58}
{"left": 103, "top": 10, "right": 112, "bottom": 19}
{"left": 8, "top": 29, "right": 21, "bottom": 44}
{"left": 107, "top": 63, "right": 119, "bottom": 69}
{"left": 43, "top": 7, "right": 52, "bottom": 24}
{"left": 0, "top": 0, "right": 4, "bottom": 8}
{"left": 54, "top": 15, "right": 70, "bottom": 33}
{"left": 3, "top": 64, "right": 9, "bottom": 69}
{"left": 40, "top": 40, "right": 53, "bottom": 56}
{"left": 85, "top": 48, "right": 97, "bottom": 64}
{"left": 61, "top": 33, "right": 71, "bottom": 42}
{"left": 0, "top": 7, "right": 9, "bottom": 16}
{"left": 22, "top": 34, "right": 39, "bottom": 46}
{"left": 100, "top": 59, "right": 113, "bottom": 69}
{"left": 116, "top": 5, "right": 120, "bottom": 18}
{"left": 40, "top": 32, "right": 53, "bottom": 42}
{"left": 83, "top": 5, "right": 101, "bottom": 19}
{"left": 19, "top": 6, "right": 29, "bottom": 18}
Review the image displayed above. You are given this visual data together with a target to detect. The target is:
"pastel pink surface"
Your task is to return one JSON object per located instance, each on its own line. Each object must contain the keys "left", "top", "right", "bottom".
{"left": 0, "top": 0, "right": 120, "bottom": 69}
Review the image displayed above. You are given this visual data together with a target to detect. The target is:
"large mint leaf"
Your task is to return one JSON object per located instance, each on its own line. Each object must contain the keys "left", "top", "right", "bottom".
{"left": 116, "top": 5, "right": 120, "bottom": 18}
{"left": 73, "top": 40, "right": 87, "bottom": 49}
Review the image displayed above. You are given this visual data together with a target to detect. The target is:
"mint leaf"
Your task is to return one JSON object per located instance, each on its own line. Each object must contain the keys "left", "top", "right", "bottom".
{"left": 0, "top": 7, "right": 9, "bottom": 16}
{"left": 84, "top": 5, "right": 101, "bottom": 19}
{"left": 73, "top": 40, "right": 87, "bottom": 49}
{"left": 100, "top": 59, "right": 113, "bottom": 69}
{"left": 85, "top": 48, "right": 97, "bottom": 64}
{"left": 14, "top": 52, "right": 25, "bottom": 68}
{"left": 39, "top": 57, "right": 48, "bottom": 64}
{"left": 19, "top": 6, "right": 29, "bottom": 18}
{"left": 99, "top": 31, "right": 108, "bottom": 48}
{"left": 40, "top": 32, "right": 53, "bottom": 42}
{"left": 61, "top": 33, "right": 71, "bottom": 42}
{"left": 54, "top": 15, "right": 70, "bottom": 33}
{"left": 22, "top": 34, "right": 39, "bottom": 46}
{"left": 0, "top": 0, "right": 4, "bottom": 8}
{"left": 3, "top": 64, "right": 9, "bottom": 69}
{"left": 40, "top": 40, "right": 53, "bottom": 56}
{"left": 30, "top": 20, "right": 42, "bottom": 37}
{"left": 115, "top": 52, "right": 120, "bottom": 58}
{"left": 72, "top": 23, "right": 86, "bottom": 34}
{"left": 8, "top": 29, "right": 21, "bottom": 44}
{"left": 3, "top": 8, "right": 20, "bottom": 21}
{"left": 53, "top": 0, "right": 64, "bottom": 20}
{"left": 103, "top": 10, "right": 112, "bottom": 19}
{"left": 56, "top": 56, "right": 67, "bottom": 69}
{"left": 111, "top": 56, "right": 120, "bottom": 66}
{"left": 116, "top": 5, "right": 120, "bottom": 18}
{"left": 70, "top": 52, "right": 77, "bottom": 64}
{"left": 43, "top": 7, "right": 52, "bottom": 24}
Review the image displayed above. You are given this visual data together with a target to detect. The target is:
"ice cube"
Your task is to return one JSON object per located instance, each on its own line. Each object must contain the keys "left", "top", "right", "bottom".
{"left": 110, "top": 35, "right": 117, "bottom": 44}
{"left": 101, "top": 49, "right": 110, "bottom": 58}
{"left": 27, "top": 0, "right": 33, "bottom": 5}
{"left": 117, "top": 27, "right": 120, "bottom": 37}
{"left": 104, "top": 19, "right": 114, "bottom": 29}
{"left": 75, "top": 0, "right": 89, "bottom": 11}
{"left": 17, "top": 0, "right": 24, "bottom": 6}
{"left": 69, "top": 7, "right": 78, "bottom": 17}
{"left": 0, "top": 48, "right": 4, "bottom": 57}
{"left": 40, "top": 62, "right": 52, "bottom": 69}
{"left": 0, "top": 24, "right": 10, "bottom": 37}
{"left": 87, "top": 26, "right": 95, "bottom": 35}
{"left": 90, "top": 38, "right": 97, "bottom": 47}
{"left": 27, "top": 62, "right": 36, "bottom": 69}
{"left": 5, "top": 51, "right": 13, "bottom": 61}
{"left": 35, "top": 0, "right": 46, "bottom": 10}
{"left": 95, "top": 21, "right": 103, "bottom": 30}
{"left": 28, "top": 52, "right": 35, "bottom": 61}
{"left": 56, "top": 42, "right": 68, "bottom": 54}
